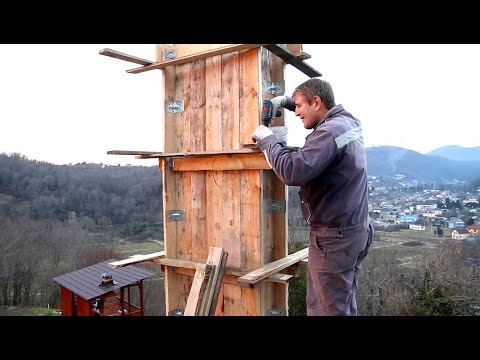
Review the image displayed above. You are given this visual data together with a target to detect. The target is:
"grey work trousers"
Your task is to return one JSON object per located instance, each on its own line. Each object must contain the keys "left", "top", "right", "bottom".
{"left": 306, "top": 220, "right": 374, "bottom": 316}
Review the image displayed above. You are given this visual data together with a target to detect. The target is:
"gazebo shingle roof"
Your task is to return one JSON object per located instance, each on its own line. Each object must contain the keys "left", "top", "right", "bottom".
{"left": 53, "top": 259, "right": 155, "bottom": 300}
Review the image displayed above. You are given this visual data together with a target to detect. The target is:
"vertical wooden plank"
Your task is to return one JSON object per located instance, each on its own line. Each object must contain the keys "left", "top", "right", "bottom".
{"left": 214, "top": 283, "right": 225, "bottom": 315}
{"left": 238, "top": 48, "right": 263, "bottom": 315}
{"left": 270, "top": 49, "right": 288, "bottom": 311}
{"left": 221, "top": 52, "right": 240, "bottom": 149}
{"left": 162, "top": 62, "right": 180, "bottom": 314}
{"left": 164, "top": 61, "right": 194, "bottom": 314}
{"left": 262, "top": 169, "right": 276, "bottom": 313}
{"left": 190, "top": 59, "right": 206, "bottom": 153}
{"left": 239, "top": 48, "right": 261, "bottom": 146}
{"left": 184, "top": 264, "right": 208, "bottom": 316}
{"left": 190, "top": 59, "right": 208, "bottom": 263}
{"left": 223, "top": 172, "right": 241, "bottom": 267}
{"left": 219, "top": 51, "right": 242, "bottom": 315}
{"left": 239, "top": 49, "right": 263, "bottom": 315}
{"left": 244, "top": 286, "right": 261, "bottom": 316}
{"left": 223, "top": 284, "right": 243, "bottom": 315}
{"left": 179, "top": 60, "right": 193, "bottom": 268}
{"left": 204, "top": 36, "right": 224, "bottom": 253}
{"left": 258, "top": 45, "right": 277, "bottom": 314}
{"left": 163, "top": 65, "right": 176, "bottom": 153}
{"left": 180, "top": 63, "right": 192, "bottom": 153}
{"left": 205, "top": 55, "right": 222, "bottom": 151}
{"left": 190, "top": 171, "right": 207, "bottom": 261}
{"left": 176, "top": 61, "right": 193, "bottom": 307}
{"left": 240, "top": 170, "right": 262, "bottom": 315}
{"left": 202, "top": 247, "right": 227, "bottom": 316}
{"left": 177, "top": 62, "right": 191, "bottom": 260}
{"left": 180, "top": 172, "right": 191, "bottom": 260}
{"left": 220, "top": 171, "right": 242, "bottom": 315}
{"left": 162, "top": 164, "right": 176, "bottom": 314}
{"left": 204, "top": 51, "right": 224, "bottom": 269}
{"left": 259, "top": 46, "right": 289, "bottom": 313}
{"left": 204, "top": 54, "right": 225, "bottom": 312}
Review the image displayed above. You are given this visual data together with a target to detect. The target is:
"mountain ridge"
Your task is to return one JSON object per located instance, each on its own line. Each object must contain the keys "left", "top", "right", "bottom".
{"left": 426, "top": 145, "right": 480, "bottom": 162}
{"left": 366, "top": 145, "right": 480, "bottom": 181}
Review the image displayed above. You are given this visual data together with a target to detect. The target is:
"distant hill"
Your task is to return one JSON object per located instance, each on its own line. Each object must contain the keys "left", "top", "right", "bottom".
{"left": 366, "top": 146, "right": 480, "bottom": 181}
{"left": 0, "top": 153, "right": 163, "bottom": 225}
{"left": 426, "top": 145, "right": 480, "bottom": 162}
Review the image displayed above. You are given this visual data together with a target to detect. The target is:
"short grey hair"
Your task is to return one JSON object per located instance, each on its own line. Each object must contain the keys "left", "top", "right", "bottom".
{"left": 293, "top": 78, "right": 336, "bottom": 109}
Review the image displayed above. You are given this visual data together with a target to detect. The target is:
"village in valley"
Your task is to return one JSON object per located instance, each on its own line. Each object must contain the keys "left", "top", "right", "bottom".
{"left": 367, "top": 174, "right": 480, "bottom": 242}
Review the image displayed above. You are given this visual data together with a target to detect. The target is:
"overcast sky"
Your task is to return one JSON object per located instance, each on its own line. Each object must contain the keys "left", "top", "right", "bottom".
{"left": 1, "top": 44, "right": 478, "bottom": 166}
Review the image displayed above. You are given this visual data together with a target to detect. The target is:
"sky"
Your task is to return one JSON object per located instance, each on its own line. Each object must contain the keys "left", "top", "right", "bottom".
{"left": 1, "top": 44, "right": 479, "bottom": 166}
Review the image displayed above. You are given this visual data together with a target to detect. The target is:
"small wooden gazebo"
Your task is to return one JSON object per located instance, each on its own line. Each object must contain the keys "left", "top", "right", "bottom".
{"left": 53, "top": 259, "right": 155, "bottom": 316}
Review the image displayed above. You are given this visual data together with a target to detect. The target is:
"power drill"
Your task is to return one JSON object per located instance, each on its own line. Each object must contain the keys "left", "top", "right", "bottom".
{"left": 262, "top": 99, "right": 282, "bottom": 127}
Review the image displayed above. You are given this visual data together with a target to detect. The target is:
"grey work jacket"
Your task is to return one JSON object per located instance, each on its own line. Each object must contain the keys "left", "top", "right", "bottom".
{"left": 257, "top": 104, "right": 369, "bottom": 230}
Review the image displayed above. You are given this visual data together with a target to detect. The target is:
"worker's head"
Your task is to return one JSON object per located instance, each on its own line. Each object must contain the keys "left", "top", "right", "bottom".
{"left": 292, "top": 78, "right": 335, "bottom": 129}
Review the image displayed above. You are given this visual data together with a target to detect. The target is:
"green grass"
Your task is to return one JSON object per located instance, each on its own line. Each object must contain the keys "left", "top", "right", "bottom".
{"left": 0, "top": 306, "right": 61, "bottom": 316}
{"left": 115, "top": 239, "right": 163, "bottom": 257}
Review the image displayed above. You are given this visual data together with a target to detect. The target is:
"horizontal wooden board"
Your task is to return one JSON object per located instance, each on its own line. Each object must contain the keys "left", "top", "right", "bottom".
{"left": 127, "top": 44, "right": 268, "bottom": 74}
{"left": 107, "top": 150, "right": 163, "bottom": 155}
{"left": 99, "top": 48, "right": 153, "bottom": 65}
{"left": 237, "top": 247, "right": 309, "bottom": 284}
{"left": 167, "top": 153, "right": 270, "bottom": 171}
{"left": 108, "top": 251, "right": 165, "bottom": 268}
{"left": 138, "top": 148, "right": 262, "bottom": 159}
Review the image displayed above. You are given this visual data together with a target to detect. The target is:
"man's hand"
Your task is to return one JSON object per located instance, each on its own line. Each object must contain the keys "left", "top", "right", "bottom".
{"left": 270, "top": 95, "right": 288, "bottom": 118}
{"left": 251, "top": 125, "right": 274, "bottom": 143}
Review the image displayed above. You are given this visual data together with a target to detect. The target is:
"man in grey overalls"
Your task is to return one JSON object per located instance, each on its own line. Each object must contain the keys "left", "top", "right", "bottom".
{"left": 252, "top": 78, "right": 374, "bottom": 316}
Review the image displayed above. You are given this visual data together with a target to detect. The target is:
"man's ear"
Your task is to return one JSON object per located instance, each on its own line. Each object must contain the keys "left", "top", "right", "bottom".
{"left": 313, "top": 95, "right": 321, "bottom": 109}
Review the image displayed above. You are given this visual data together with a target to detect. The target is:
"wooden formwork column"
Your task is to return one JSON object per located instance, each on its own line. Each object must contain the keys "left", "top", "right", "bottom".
{"left": 158, "top": 44, "right": 288, "bottom": 316}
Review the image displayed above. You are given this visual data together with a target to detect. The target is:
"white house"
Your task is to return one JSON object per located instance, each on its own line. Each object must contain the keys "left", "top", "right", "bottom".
{"left": 451, "top": 228, "right": 476, "bottom": 241}
{"left": 409, "top": 224, "right": 425, "bottom": 231}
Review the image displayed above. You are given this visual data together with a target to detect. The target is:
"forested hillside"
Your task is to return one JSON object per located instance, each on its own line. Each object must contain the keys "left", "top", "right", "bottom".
{"left": 0, "top": 153, "right": 163, "bottom": 227}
